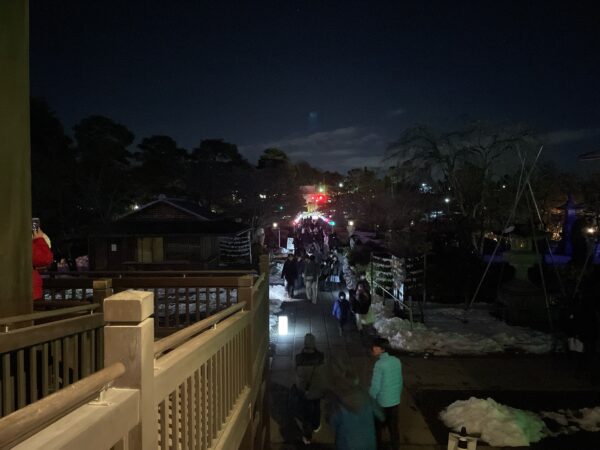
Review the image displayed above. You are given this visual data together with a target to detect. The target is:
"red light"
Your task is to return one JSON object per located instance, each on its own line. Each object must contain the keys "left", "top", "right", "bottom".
{"left": 318, "top": 196, "right": 323, "bottom": 201}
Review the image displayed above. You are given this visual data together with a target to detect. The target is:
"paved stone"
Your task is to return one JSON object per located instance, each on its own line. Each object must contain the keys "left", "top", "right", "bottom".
{"left": 269, "top": 286, "right": 437, "bottom": 448}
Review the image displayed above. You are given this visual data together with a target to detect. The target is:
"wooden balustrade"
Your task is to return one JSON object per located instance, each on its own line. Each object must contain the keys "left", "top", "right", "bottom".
{"left": 0, "top": 308, "right": 105, "bottom": 418}
{"left": 0, "top": 362, "right": 125, "bottom": 449}
{"left": 1, "top": 255, "right": 271, "bottom": 450}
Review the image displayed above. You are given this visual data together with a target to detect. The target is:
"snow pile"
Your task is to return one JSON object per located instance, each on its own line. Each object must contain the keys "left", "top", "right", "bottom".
{"left": 542, "top": 407, "right": 600, "bottom": 434}
{"left": 440, "top": 397, "right": 546, "bottom": 447}
{"left": 371, "top": 300, "right": 554, "bottom": 355}
{"left": 270, "top": 284, "right": 288, "bottom": 303}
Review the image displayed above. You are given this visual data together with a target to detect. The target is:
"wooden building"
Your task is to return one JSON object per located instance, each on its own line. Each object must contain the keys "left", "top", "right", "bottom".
{"left": 90, "top": 197, "right": 252, "bottom": 270}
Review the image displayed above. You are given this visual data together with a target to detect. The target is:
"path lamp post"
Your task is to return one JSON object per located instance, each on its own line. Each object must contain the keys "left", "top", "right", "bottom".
{"left": 444, "top": 197, "right": 451, "bottom": 215}
{"left": 273, "top": 222, "right": 280, "bottom": 248}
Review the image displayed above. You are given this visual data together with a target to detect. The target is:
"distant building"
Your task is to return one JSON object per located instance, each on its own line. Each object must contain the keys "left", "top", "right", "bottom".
{"left": 89, "top": 196, "right": 252, "bottom": 270}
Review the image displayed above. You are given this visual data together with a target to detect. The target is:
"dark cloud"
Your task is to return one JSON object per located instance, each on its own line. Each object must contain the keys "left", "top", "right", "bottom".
{"left": 240, "top": 126, "right": 386, "bottom": 172}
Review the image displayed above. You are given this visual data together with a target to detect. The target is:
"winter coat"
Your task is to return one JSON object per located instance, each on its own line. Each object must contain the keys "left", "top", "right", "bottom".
{"left": 303, "top": 260, "right": 321, "bottom": 281}
{"left": 330, "top": 260, "right": 341, "bottom": 276}
{"left": 343, "top": 265, "right": 357, "bottom": 290}
{"left": 332, "top": 298, "right": 350, "bottom": 323}
{"left": 369, "top": 352, "right": 402, "bottom": 408}
{"left": 330, "top": 389, "right": 381, "bottom": 450}
{"left": 354, "top": 290, "right": 371, "bottom": 315}
{"left": 32, "top": 237, "right": 53, "bottom": 301}
{"left": 295, "top": 335, "right": 326, "bottom": 400}
{"left": 281, "top": 259, "right": 298, "bottom": 282}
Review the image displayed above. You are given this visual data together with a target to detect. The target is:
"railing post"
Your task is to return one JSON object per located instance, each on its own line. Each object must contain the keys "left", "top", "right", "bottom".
{"left": 259, "top": 254, "right": 270, "bottom": 277}
{"left": 237, "top": 275, "right": 254, "bottom": 449}
{"left": 92, "top": 278, "right": 113, "bottom": 311}
{"left": 103, "top": 290, "right": 155, "bottom": 450}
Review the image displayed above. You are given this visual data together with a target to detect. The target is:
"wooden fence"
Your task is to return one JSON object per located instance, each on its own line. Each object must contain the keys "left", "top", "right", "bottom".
{"left": 0, "top": 256, "right": 270, "bottom": 450}
{"left": 0, "top": 305, "right": 104, "bottom": 418}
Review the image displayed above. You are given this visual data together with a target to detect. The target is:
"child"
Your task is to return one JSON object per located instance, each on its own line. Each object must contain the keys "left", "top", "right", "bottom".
{"left": 332, "top": 291, "right": 351, "bottom": 336}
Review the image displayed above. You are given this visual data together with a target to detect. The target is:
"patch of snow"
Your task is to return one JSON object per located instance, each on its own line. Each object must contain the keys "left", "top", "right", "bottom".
{"left": 442, "top": 397, "right": 600, "bottom": 447}
{"left": 542, "top": 407, "right": 600, "bottom": 434}
{"left": 371, "top": 300, "right": 554, "bottom": 355}
{"left": 440, "top": 397, "right": 546, "bottom": 447}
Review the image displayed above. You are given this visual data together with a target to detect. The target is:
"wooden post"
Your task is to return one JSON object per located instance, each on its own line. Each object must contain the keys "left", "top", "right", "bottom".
{"left": 0, "top": 1, "right": 32, "bottom": 319}
{"left": 258, "top": 254, "right": 270, "bottom": 277}
{"left": 237, "top": 275, "right": 254, "bottom": 450}
{"left": 92, "top": 279, "right": 113, "bottom": 311}
{"left": 103, "top": 290, "right": 155, "bottom": 450}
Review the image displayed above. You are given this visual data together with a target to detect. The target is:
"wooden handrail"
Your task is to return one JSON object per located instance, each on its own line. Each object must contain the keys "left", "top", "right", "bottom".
{"left": 0, "top": 303, "right": 99, "bottom": 327}
{"left": 0, "top": 313, "right": 104, "bottom": 353}
{"left": 154, "top": 302, "right": 246, "bottom": 356}
{"left": 0, "top": 362, "right": 125, "bottom": 449}
{"left": 47, "top": 269, "right": 257, "bottom": 278}
{"left": 112, "top": 276, "right": 254, "bottom": 289}
{"left": 251, "top": 273, "right": 266, "bottom": 294}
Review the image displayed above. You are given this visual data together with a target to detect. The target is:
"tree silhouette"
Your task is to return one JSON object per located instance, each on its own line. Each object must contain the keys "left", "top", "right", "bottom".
{"left": 134, "top": 135, "right": 187, "bottom": 200}
{"left": 73, "top": 115, "right": 135, "bottom": 223}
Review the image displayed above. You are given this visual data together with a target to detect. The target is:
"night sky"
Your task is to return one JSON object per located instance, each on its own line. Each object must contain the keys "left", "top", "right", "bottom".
{"left": 31, "top": 1, "right": 600, "bottom": 172}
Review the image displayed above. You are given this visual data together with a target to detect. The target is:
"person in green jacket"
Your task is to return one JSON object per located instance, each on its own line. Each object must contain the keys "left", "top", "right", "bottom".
{"left": 369, "top": 337, "right": 402, "bottom": 449}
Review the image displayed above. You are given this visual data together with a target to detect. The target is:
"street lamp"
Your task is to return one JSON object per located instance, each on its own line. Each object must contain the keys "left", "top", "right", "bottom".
{"left": 338, "top": 182, "right": 344, "bottom": 188}
{"left": 348, "top": 220, "right": 354, "bottom": 227}
{"left": 273, "top": 222, "right": 280, "bottom": 248}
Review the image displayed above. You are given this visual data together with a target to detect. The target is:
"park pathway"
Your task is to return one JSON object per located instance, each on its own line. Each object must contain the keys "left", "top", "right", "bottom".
{"left": 268, "top": 285, "right": 439, "bottom": 449}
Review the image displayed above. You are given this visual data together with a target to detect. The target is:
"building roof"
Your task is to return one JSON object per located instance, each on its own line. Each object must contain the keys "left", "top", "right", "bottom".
{"left": 118, "top": 196, "right": 217, "bottom": 222}
{"left": 96, "top": 219, "right": 251, "bottom": 237}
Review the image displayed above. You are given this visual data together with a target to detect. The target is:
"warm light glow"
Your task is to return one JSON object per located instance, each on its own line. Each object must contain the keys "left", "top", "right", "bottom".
{"left": 318, "top": 186, "right": 324, "bottom": 193}
{"left": 278, "top": 316, "right": 288, "bottom": 336}
{"left": 348, "top": 220, "right": 354, "bottom": 226}
{"left": 587, "top": 227, "right": 596, "bottom": 235}
{"left": 132, "top": 204, "right": 140, "bottom": 210}
{"left": 338, "top": 182, "right": 344, "bottom": 188}
{"left": 272, "top": 222, "right": 278, "bottom": 228}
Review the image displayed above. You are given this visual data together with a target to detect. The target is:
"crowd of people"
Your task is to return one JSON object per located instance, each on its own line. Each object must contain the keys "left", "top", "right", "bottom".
{"left": 279, "top": 217, "right": 402, "bottom": 448}
{"left": 281, "top": 217, "right": 374, "bottom": 335}
{"left": 292, "top": 334, "right": 402, "bottom": 449}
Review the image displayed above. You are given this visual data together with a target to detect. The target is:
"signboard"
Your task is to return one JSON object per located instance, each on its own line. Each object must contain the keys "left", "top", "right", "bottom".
{"left": 286, "top": 237, "right": 295, "bottom": 251}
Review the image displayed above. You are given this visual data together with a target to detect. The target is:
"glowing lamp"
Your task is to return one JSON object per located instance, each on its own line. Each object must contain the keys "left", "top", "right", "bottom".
{"left": 348, "top": 220, "right": 354, "bottom": 226}
{"left": 278, "top": 316, "right": 288, "bottom": 336}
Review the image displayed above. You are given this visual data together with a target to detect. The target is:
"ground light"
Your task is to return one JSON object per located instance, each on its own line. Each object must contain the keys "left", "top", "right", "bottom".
{"left": 278, "top": 315, "right": 288, "bottom": 336}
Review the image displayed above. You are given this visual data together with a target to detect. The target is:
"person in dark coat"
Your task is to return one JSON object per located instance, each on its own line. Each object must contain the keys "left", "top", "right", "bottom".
{"left": 328, "top": 359, "right": 383, "bottom": 450}
{"left": 281, "top": 253, "right": 298, "bottom": 298}
{"left": 353, "top": 283, "right": 372, "bottom": 331}
{"left": 295, "top": 254, "right": 306, "bottom": 290}
{"left": 295, "top": 333, "right": 326, "bottom": 445}
{"left": 332, "top": 291, "right": 351, "bottom": 336}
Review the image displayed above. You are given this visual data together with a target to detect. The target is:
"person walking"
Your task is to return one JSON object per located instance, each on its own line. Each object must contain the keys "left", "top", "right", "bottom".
{"left": 353, "top": 283, "right": 373, "bottom": 332}
{"left": 332, "top": 291, "right": 351, "bottom": 336}
{"left": 329, "top": 359, "right": 383, "bottom": 450}
{"left": 369, "top": 338, "right": 402, "bottom": 450}
{"left": 295, "top": 333, "right": 326, "bottom": 445}
{"left": 343, "top": 262, "right": 357, "bottom": 301}
{"left": 282, "top": 253, "right": 298, "bottom": 298}
{"left": 303, "top": 254, "right": 321, "bottom": 304}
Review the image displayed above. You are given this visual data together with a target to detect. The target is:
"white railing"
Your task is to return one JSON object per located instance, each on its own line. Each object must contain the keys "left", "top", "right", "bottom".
{"left": 2, "top": 258, "right": 270, "bottom": 450}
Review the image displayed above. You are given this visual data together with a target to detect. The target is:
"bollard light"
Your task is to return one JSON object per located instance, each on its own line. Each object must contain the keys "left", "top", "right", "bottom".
{"left": 447, "top": 427, "right": 477, "bottom": 450}
{"left": 278, "top": 315, "right": 288, "bottom": 336}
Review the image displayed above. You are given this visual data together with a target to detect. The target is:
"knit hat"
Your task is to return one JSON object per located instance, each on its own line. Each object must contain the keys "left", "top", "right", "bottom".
{"left": 304, "top": 333, "right": 316, "bottom": 350}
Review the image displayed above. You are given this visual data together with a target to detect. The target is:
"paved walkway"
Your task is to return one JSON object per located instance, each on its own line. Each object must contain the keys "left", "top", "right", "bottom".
{"left": 268, "top": 287, "right": 439, "bottom": 449}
